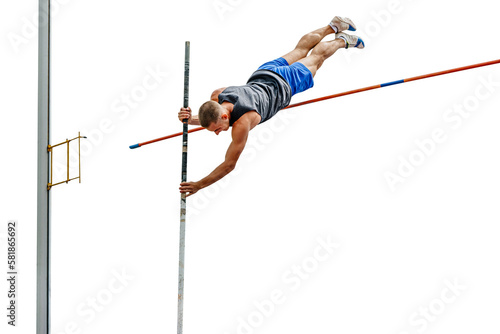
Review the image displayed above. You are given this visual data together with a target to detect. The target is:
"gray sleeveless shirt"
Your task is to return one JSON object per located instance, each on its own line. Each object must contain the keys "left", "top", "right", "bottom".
{"left": 218, "top": 69, "right": 292, "bottom": 125}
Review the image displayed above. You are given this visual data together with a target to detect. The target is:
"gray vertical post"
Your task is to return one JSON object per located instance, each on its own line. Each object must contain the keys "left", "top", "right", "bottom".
{"left": 177, "top": 41, "right": 190, "bottom": 334}
{"left": 37, "top": 0, "right": 51, "bottom": 334}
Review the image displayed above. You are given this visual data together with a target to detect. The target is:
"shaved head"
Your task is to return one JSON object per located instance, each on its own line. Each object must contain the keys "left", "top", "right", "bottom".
{"left": 198, "top": 101, "right": 223, "bottom": 128}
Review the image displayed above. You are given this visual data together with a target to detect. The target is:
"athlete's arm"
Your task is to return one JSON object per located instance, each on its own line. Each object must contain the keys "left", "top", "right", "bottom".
{"left": 179, "top": 122, "right": 250, "bottom": 196}
{"left": 178, "top": 107, "right": 201, "bottom": 126}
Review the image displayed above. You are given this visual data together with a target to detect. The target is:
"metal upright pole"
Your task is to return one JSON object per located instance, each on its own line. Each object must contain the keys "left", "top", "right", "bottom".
{"left": 37, "top": 0, "right": 51, "bottom": 333}
{"left": 177, "top": 41, "right": 190, "bottom": 334}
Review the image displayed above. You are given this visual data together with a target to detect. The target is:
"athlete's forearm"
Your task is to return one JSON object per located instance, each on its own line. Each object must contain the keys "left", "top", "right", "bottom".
{"left": 198, "top": 161, "right": 235, "bottom": 189}
{"left": 189, "top": 115, "right": 201, "bottom": 126}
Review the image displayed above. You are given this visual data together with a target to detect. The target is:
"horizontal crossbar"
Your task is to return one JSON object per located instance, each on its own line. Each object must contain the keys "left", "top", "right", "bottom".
{"left": 129, "top": 58, "right": 500, "bottom": 149}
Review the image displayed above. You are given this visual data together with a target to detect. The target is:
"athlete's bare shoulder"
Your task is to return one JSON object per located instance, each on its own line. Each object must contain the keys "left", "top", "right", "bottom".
{"left": 210, "top": 87, "right": 227, "bottom": 102}
{"left": 233, "top": 111, "right": 261, "bottom": 131}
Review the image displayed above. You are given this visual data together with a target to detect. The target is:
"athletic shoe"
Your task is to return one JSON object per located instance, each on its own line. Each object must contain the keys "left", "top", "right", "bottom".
{"left": 329, "top": 16, "right": 357, "bottom": 33}
{"left": 336, "top": 32, "right": 365, "bottom": 49}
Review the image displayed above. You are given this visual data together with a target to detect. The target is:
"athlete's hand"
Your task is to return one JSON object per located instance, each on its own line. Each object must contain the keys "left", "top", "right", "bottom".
{"left": 178, "top": 107, "right": 192, "bottom": 124}
{"left": 179, "top": 181, "right": 201, "bottom": 197}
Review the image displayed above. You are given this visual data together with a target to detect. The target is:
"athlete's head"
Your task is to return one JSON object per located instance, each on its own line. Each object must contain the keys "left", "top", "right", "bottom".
{"left": 199, "top": 101, "right": 230, "bottom": 135}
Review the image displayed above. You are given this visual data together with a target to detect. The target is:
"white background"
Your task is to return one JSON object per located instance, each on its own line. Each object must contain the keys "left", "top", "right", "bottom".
{"left": 1, "top": 0, "right": 500, "bottom": 333}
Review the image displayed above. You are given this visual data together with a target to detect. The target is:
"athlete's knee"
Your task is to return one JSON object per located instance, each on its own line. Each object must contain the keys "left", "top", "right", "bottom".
{"left": 309, "top": 54, "right": 325, "bottom": 67}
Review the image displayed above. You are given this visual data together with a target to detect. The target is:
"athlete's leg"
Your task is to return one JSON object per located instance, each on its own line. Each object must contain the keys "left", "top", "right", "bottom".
{"left": 298, "top": 33, "right": 364, "bottom": 77}
{"left": 281, "top": 26, "right": 335, "bottom": 65}
{"left": 281, "top": 17, "right": 357, "bottom": 65}
{"left": 296, "top": 39, "right": 345, "bottom": 77}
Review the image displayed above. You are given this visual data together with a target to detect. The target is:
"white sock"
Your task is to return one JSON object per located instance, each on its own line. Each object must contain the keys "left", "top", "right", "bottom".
{"left": 329, "top": 22, "right": 338, "bottom": 33}
{"left": 338, "top": 35, "right": 348, "bottom": 48}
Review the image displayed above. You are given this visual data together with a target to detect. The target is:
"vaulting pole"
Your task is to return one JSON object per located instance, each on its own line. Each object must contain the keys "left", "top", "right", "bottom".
{"left": 177, "top": 41, "right": 190, "bottom": 334}
{"left": 37, "top": 0, "right": 51, "bottom": 333}
{"left": 129, "top": 58, "right": 500, "bottom": 148}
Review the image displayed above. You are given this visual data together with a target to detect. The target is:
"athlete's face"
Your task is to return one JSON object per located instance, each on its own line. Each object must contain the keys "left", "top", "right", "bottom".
{"left": 206, "top": 115, "right": 230, "bottom": 135}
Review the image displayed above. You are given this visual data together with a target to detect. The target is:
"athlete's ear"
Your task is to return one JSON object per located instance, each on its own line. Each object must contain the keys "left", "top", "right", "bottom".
{"left": 221, "top": 114, "right": 228, "bottom": 120}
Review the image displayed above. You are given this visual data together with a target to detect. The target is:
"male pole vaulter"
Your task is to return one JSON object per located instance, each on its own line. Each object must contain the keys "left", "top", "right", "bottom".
{"left": 178, "top": 16, "right": 364, "bottom": 196}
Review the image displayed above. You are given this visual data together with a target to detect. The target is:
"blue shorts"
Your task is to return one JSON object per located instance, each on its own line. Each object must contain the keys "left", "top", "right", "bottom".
{"left": 257, "top": 57, "right": 314, "bottom": 96}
